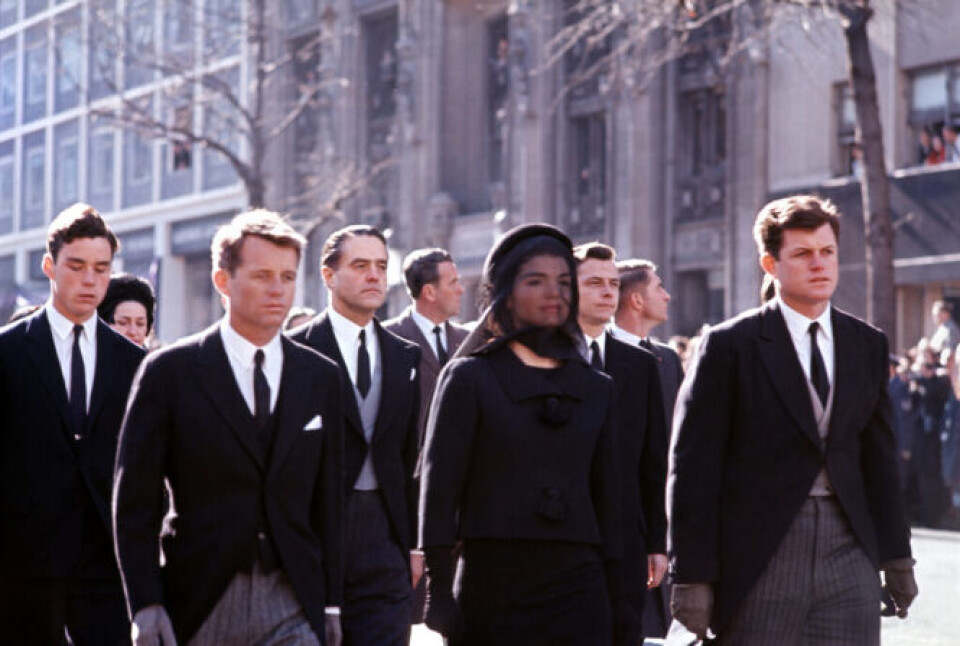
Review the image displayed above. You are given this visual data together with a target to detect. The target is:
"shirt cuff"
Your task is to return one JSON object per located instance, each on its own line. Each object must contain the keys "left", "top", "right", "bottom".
{"left": 325, "top": 606, "right": 341, "bottom": 615}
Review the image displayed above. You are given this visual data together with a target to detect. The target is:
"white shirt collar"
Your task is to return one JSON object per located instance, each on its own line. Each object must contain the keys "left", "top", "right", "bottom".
{"left": 411, "top": 307, "right": 443, "bottom": 341}
{"left": 777, "top": 296, "right": 833, "bottom": 345}
{"left": 219, "top": 318, "right": 283, "bottom": 370}
{"left": 608, "top": 321, "right": 641, "bottom": 347}
{"left": 45, "top": 300, "right": 97, "bottom": 341}
{"left": 327, "top": 306, "right": 376, "bottom": 346}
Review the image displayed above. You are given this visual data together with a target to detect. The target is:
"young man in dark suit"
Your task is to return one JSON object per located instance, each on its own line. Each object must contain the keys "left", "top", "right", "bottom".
{"left": 384, "top": 247, "right": 468, "bottom": 444}
{"left": 608, "top": 257, "right": 682, "bottom": 638}
{"left": 668, "top": 196, "right": 917, "bottom": 644}
{"left": 574, "top": 242, "right": 668, "bottom": 646}
{"left": 291, "top": 225, "right": 421, "bottom": 646}
{"left": 114, "top": 210, "right": 344, "bottom": 646}
{"left": 0, "top": 203, "right": 145, "bottom": 645}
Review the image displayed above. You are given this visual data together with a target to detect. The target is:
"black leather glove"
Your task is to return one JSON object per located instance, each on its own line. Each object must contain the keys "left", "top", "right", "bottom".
{"left": 882, "top": 558, "right": 918, "bottom": 619}
{"left": 423, "top": 547, "right": 464, "bottom": 641}
{"left": 671, "top": 583, "right": 713, "bottom": 640}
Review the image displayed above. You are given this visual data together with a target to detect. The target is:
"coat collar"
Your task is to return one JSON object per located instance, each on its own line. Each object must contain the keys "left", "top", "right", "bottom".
{"left": 24, "top": 310, "right": 73, "bottom": 433}
{"left": 487, "top": 344, "right": 587, "bottom": 403}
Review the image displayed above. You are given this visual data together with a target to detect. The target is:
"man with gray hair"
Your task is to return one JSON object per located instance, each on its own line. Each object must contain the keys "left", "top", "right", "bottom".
{"left": 114, "top": 210, "right": 344, "bottom": 645}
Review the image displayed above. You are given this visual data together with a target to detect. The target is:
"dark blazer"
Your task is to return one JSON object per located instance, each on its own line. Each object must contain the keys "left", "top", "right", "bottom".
{"left": 0, "top": 309, "right": 144, "bottom": 579}
{"left": 648, "top": 339, "right": 683, "bottom": 431}
{"left": 113, "top": 325, "right": 344, "bottom": 643}
{"left": 605, "top": 335, "right": 668, "bottom": 556}
{"left": 291, "top": 312, "right": 421, "bottom": 554}
{"left": 384, "top": 306, "right": 469, "bottom": 443}
{"left": 419, "top": 345, "right": 620, "bottom": 559}
{"left": 667, "top": 301, "right": 911, "bottom": 633}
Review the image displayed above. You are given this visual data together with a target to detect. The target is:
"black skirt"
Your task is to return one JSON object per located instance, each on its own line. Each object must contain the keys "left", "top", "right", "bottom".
{"left": 455, "top": 539, "right": 611, "bottom": 646}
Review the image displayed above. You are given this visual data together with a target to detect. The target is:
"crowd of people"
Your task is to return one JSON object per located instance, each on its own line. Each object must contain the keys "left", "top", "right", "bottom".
{"left": 889, "top": 300, "right": 960, "bottom": 531}
{"left": 917, "top": 125, "right": 960, "bottom": 166}
{"left": 0, "top": 195, "right": 920, "bottom": 646}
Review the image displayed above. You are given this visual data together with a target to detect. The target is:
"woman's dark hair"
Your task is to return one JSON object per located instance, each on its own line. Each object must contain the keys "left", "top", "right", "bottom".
{"left": 98, "top": 273, "right": 157, "bottom": 334}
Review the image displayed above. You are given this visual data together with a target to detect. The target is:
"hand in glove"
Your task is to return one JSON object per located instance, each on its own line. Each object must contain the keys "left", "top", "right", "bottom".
{"left": 670, "top": 583, "right": 713, "bottom": 640}
{"left": 131, "top": 604, "right": 178, "bottom": 646}
{"left": 882, "top": 558, "right": 918, "bottom": 618}
{"left": 423, "top": 546, "right": 464, "bottom": 641}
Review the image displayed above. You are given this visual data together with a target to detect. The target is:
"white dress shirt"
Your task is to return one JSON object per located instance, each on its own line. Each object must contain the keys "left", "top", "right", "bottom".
{"left": 582, "top": 330, "right": 607, "bottom": 364}
{"left": 777, "top": 296, "right": 835, "bottom": 387}
{"left": 46, "top": 301, "right": 96, "bottom": 409}
{"left": 219, "top": 319, "right": 283, "bottom": 415}
{"left": 326, "top": 307, "right": 379, "bottom": 387}
{"left": 412, "top": 308, "right": 446, "bottom": 360}
{"left": 608, "top": 322, "right": 642, "bottom": 347}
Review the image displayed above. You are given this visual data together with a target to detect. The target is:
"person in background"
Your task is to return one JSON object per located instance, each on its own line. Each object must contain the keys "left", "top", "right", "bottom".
{"left": 284, "top": 306, "right": 317, "bottom": 332}
{"left": 97, "top": 273, "right": 156, "bottom": 348}
{"left": 930, "top": 300, "right": 960, "bottom": 355}
{"left": 942, "top": 125, "right": 960, "bottom": 163}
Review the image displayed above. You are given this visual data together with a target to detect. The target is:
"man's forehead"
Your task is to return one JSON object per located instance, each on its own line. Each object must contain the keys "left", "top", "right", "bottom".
{"left": 578, "top": 258, "right": 618, "bottom": 278}
{"left": 342, "top": 235, "right": 387, "bottom": 261}
{"left": 781, "top": 223, "right": 837, "bottom": 248}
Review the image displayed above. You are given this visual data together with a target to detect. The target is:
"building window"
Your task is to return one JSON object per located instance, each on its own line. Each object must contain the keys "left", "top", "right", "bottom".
{"left": 486, "top": 16, "right": 508, "bottom": 185}
{"left": 681, "top": 88, "right": 726, "bottom": 178}
{"left": 127, "top": 131, "right": 153, "bottom": 186}
{"left": 908, "top": 63, "right": 960, "bottom": 166}
{"left": 835, "top": 83, "right": 859, "bottom": 177}
{"left": 0, "top": 156, "right": 13, "bottom": 232}
{"left": 164, "top": 0, "right": 193, "bottom": 53}
{"left": 0, "top": 51, "right": 14, "bottom": 116}
{"left": 25, "top": 40, "right": 47, "bottom": 108}
{"left": 90, "top": 128, "right": 115, "bottom": 195}
{"left": 24, "top": 146, "right": 45, "bottom": 212}
{"left": 567, "top": 113, "right": 607, "bottom": 238}
{"left": 56, "top": 136, "right": 78, "bottom": 203}
{"left": 363, "top": 10, "right": 397, "bottom": 163}
{"left": 169, "top": 104, "right": 193, "bottom": 171}
{"left": 55, "top": 25, "right": 81, "bottom": 104}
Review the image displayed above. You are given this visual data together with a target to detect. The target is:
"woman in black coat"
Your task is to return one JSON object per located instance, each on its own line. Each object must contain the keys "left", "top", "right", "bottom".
{"left": 419, "top": 223, "right": 621, "bottom": 645}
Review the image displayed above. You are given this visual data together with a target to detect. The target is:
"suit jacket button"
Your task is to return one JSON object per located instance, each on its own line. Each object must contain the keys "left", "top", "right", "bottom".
{"left": 257, "top": 531, "right": 266, "bottom": 540}
{"left": 73, "top": 434, "right": 81, "bottom": 441}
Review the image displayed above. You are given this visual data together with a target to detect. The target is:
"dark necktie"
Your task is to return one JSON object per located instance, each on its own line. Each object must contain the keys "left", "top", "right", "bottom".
{"left": 253, "top": 349, "right": 270, "bottom": 428}
{"left": 639, "top": 338, "right": 654, "bottom": 352}
{"left": 356, "top": 329, "right": 371, "bottom": 398}
{"left": 433, "top": 325, "right": 448, "bottom": 366}
{"left": 809, "top": 322, "right": 830, "bottom": 407}
{"left": 69, "top": 324, "right": 86, "bottom": 436}
{"left": 590, "top": 340, "right": 604, "bottom": 371}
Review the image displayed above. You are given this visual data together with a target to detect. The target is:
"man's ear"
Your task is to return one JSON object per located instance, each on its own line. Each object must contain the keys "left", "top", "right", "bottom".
{"left": 422, "top": 282, "right": 437, "bottom": 303}
{"left": 760, "top": 252, "right": 777, "bottom": 277}
{"left": 41, "top": 253, "right": 55, "bottom": 281}
{"left": 321, "top": 265, "right": 336, "bottom": 289}
{"left": 630, "top": 289, "right": 645, "bottom": 312}
{"left": 212, "top": 267, "right": 230, "bottom": 298}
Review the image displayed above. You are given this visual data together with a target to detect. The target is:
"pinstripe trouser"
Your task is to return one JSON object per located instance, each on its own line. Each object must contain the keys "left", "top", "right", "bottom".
{"left": 719, "top": 496, "right": 880, "bottom": 646}
{"left": 188, "top": 561, "right": 320, "bottom": 646}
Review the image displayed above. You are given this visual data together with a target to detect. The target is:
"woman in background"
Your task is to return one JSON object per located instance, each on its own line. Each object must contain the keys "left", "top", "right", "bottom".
{"left": 97, "top": 273, "right": 156, "bottom": 348}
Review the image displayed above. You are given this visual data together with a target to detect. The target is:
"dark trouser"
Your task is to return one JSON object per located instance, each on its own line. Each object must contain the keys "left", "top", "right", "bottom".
{"left": 719, "top": 497, "right": 880, "bottom": 646}
{"left": 0, "top": 576, "right": 129, "bottom": 646}
{"left": 620, "top": 536, "right": 647, "bottom": 646}
{"left": 342, "top": 490, "right": 413, "bottom": 646}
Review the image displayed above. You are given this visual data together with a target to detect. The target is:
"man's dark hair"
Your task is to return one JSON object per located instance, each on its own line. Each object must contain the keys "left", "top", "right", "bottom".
{"left": 402, "top": 248, "right": 453, "bottom": 299}
{"left": 98, "top": 273, "right": 157, "bottom": 334}
{"left": 320, "top": 225, "right": 387, "bottom": 270}
{"left": 572, "top": 242, "right": 616, "bottom": 265}
{"left": 211, "top": 209, "right": 306, "bottom": 275}
{"left": 753, "top": 195, "right": 841, "bottom": 260}
{"left": 46, "top": 203, "right": 119, "bottom": 262}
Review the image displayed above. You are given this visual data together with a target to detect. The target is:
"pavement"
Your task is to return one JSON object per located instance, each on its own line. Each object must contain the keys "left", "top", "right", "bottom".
{"left": 410, "top": 527, "right": 960, "bottom": 645}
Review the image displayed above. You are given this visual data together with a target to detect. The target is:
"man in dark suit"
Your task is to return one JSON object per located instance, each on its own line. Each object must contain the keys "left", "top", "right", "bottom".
{"left": 114, "top": 210, "right": 343, "bottom": 645}
{"left": 608, "top": 257, "right": 682, "bottom": 638}
{"left": 574, "top": 242, "right": 668, "bottom": 645}
{"left": 291, "top": 225, "right": 421, "bottom": 646}
{"left": 384, "top": 247, "right": 468, "bottom": 443}
{"left": 0, "top": 203, "right": 145, "bottom": 645}
{"left": 668, "top": 196, "right": 917, "bottom": 644}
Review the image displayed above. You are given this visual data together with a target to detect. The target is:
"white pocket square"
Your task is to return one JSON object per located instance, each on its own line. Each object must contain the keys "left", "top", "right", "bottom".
{"left": 303, "top": 415, "right": 322, "bottom": 431}
{"left": 410, "top": 368, "right": 416, "bottom": 381}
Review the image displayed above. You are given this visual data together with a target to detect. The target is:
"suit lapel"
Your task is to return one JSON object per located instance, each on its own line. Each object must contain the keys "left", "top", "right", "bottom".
{"left": 407, "top": 313, "right": 440, "bottom": 374}
{"left": 756, "top": 303, "right": 823, "bottom": 450}
{"left": 826, "top": 308, "right": 854, "bottom": 443}
{"left": 24, "top": 311, "right": 74, "bottom": 434}
{"left": 194, "top": 326, "right": 265, "bottom": 471}
{"left": 371, "top": 321, "right": 401, "bottom": 443}
{"left": 603, "top": 334, "right": 630, "bottom": 399}
{"left": 267, "top": 337, "right": 310, "bottom": 476}
{"left": 308, "top": 314, "right": 364, "bottom": 438}
{"left": 85, "top": 321, "right": 117, "bottom": 435}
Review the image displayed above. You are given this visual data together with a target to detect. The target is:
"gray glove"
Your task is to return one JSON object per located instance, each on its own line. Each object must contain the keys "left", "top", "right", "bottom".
{"left": 131, "top": 604, "right": 178, "bottom": 646}
{"left": 325, "top": 613, "right": 343, "bottom": 646}
{"left": 882, "top": 558, "right": 918, "bottom": 618}
{"left": 670, "top": 583, "right": 713, "bottom": 640}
